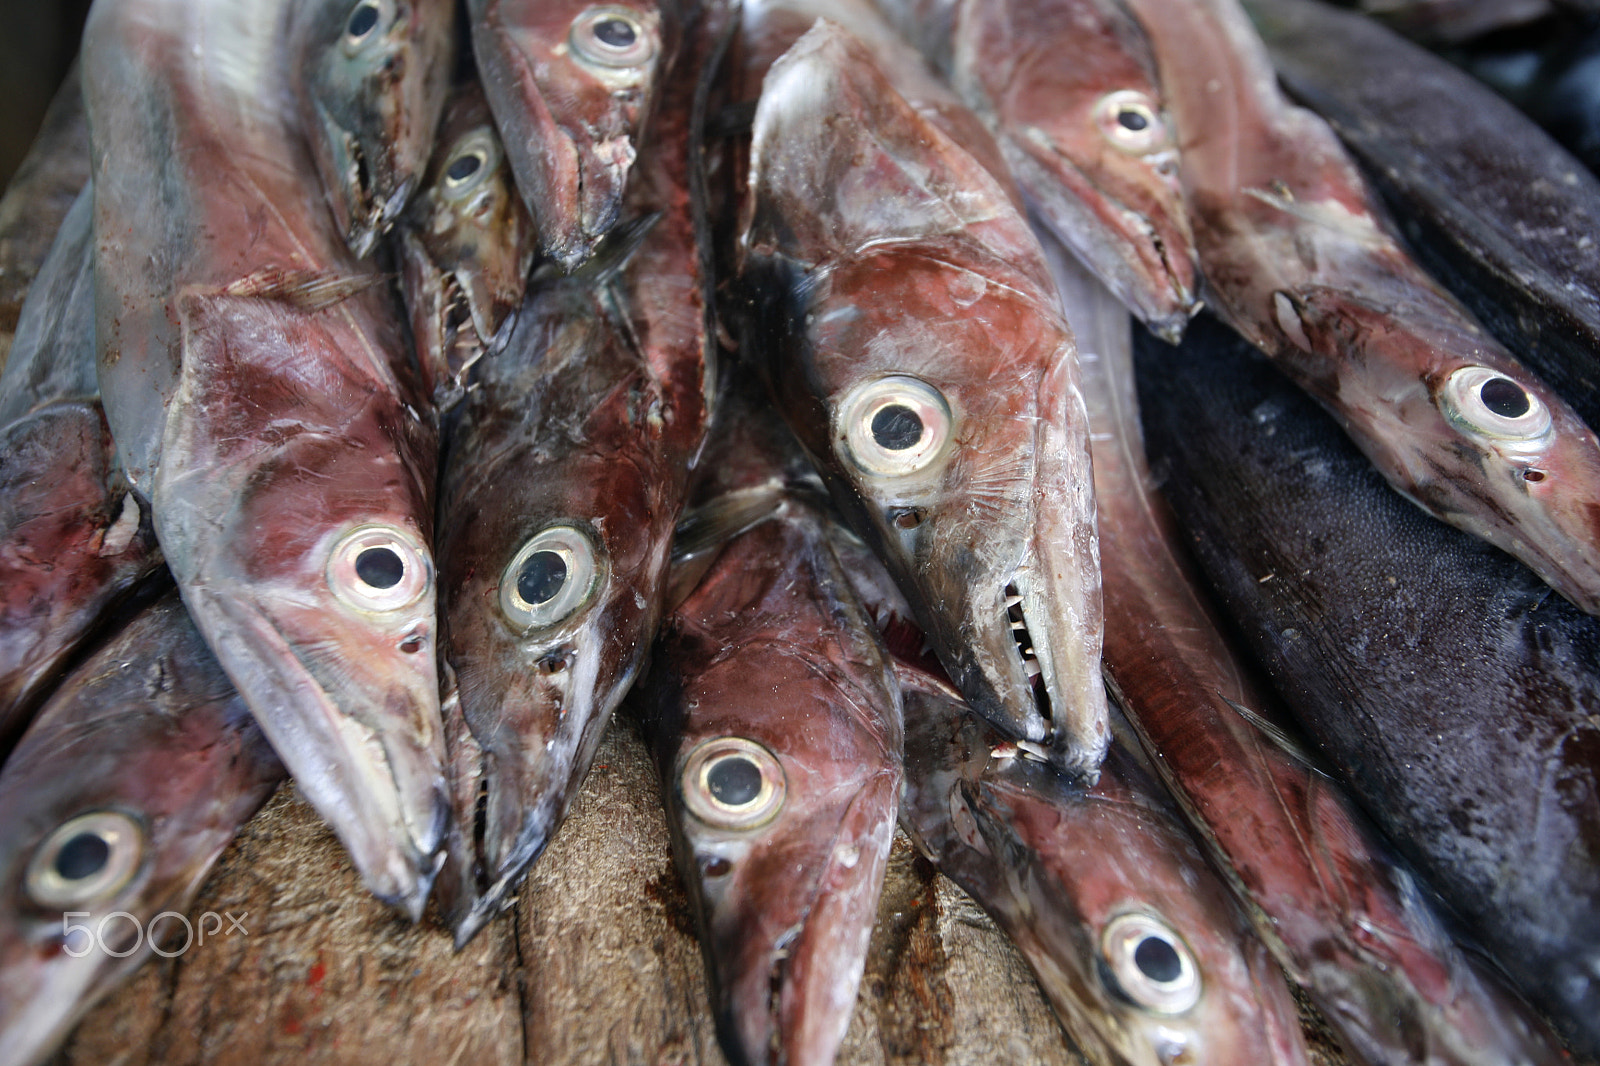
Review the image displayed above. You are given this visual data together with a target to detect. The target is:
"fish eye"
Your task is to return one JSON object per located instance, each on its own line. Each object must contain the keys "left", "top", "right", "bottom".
{"left": 25, "top": 811, "right": 145, "bottom": 910}
{"left": 837, "top": 375, "right": 954, "bottom": 479}
{"left": 439, "top": 129, "right": 501, "bottom": 202}
{"left": 569, "top": 7, "right": 656, "bottom": 69}
{"left": 499, "top": 525, "right": 599, "bottom": 630}
{"left": 327, "top": 524, "right": 433, "bottom": 613}
{"left": 1440, "top": 366, "right": 1553, "bottom": 444}
{"left": 1095, "top": 90, "right": 1169, "bottom": 155}
{"left": 341, "top": 0, "right": 394, "bottom": 54}
{"left": 1100, "top": 912, "right": 1201, "bottom": 1014}
{"left": 680, "top": 737, "right": 786, "bottom": 830}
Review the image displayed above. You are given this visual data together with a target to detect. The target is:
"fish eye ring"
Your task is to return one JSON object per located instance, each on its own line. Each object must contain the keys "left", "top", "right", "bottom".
{"left": 1095, "top": 90, "right": 1168, "bottom": 155}
{"left": 569, "top": 7, "right": 656, "bottom": 69}
{"left": 327, "top": 524, "right": 433, "bottom": 614}
{"left": 1440, "top": 366, "right": 1553, "bottom": 446}
{"left": 341, "top": 0, "right": 394, "bottom": 55}
{"left": 25, "top": 811, "right": 146, "bottom": 910}
{"left": 837, "top": 375, "right": 954, "bottom": 480}
{"left": 499, "top": 525, "right": 600, "bottom": 631}
{"left": 439, "top": 128, "right": 501, "bottom": 202}
{"left": 1100, "top": 912, "right": 1201, "bottom": 1014}
{"left": 680, "top": 737, "right": 786, "bottom": 831}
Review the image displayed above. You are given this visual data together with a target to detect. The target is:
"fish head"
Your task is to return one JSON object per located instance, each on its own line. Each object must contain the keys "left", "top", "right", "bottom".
{"left": 470, "top": 0, "right": 673, "bottom": 270}
{"left": 1274, "top": 285, "right": 1600, "bottom": 613}
{"left": 0, "top": 599, "right": 282, "bottom": 1066}
{"left": 651, "top": 515, "right": 901, "bottom": 1066}
{"left": 398, "top": 86, "right": 535, "bottom": 402}
{"left": 901, "top": 677, "right": 1306, "bottom": 1066}
{"left": 771, "top": 243, "right": 1107, "bottom": 776}
{"left": 950, "top": 0, "right": 1198, "bottom": 338}
{"left": 298, "top": 0, "right": 456, "bottom": 257}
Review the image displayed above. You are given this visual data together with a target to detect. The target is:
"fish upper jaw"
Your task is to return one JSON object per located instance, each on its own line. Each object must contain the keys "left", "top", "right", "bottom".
{"left": 0, "top": 933, "right": 107, "bottom": 1066}
{"left": 312, "top": 104, "right": 387, "bottom": 259}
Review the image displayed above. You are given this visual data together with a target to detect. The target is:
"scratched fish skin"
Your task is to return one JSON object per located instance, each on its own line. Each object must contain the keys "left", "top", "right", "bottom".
{"left": 290, "top": 0, "right": 455, "bottom": 258}
{"left": 0, "top": 65, "right": 89, "bottom": 376}
{"left": 1121, "top": 0, "right": 1600, "bottom": 618}
{"left": 641, "top": 484, "right": 902, "bottom": 1066}
{"left": 870, "top": 0, "right": 1201, "bottom": 340}
{"left": 740, "top": 22, "right": 1107, "bottom": 778}
{"left": 1047, "top": 237, "right": 1567, "bottom": 1066}
{"left": 1250, "top": 0, "right": 1600, "bottom": 440}
{"left": 0, "top": 188, "right": 160, "bottom": 752}
{"left": 1136, "top": 313, "right": 1600, "bottom": 1059}
{"left": 439, "top": 0, "right": 717, "bottom": 940}
{"left": 0, "top": 591, "right": 284, "bottom": 1066}
{"left": 85, "top": 0, "right": 447, "bottom": 915}
{"left": 468, "top": 0, "right": 681, "bottom": 271}
{"left": 895, "top": 664, "right": 1310, "bottom": 1066}
{"left": 395, "top": 80, "right": 535, "bottom": 406}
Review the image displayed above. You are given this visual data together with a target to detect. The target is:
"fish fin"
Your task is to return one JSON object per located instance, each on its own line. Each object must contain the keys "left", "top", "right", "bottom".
{"left": 217, "top": 268, "right": 384, "bottom": 310}
{"left": 1242, "top": 185, "right": 1388, "bottom": 245}
{"left": 1220, "top": 694, "right": 1335, "bottom": 778}
{"left": 671, "top": 481, "right": 789, "bottom": 564}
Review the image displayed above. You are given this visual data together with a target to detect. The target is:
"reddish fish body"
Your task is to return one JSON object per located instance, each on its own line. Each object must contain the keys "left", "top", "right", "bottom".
{"left": 85, "top": 0, "right": 447, "bottom": 914}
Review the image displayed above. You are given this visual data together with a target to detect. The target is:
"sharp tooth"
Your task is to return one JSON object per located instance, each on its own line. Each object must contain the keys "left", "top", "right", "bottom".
{"left": 1004, "top": 594, "right": 1022, "bottom": 609}
{"left": 1024, "top": 659, "right": 1042, "bottom": 678}
{"left": 1011, "top": 619, "right": 1028, "bottom": 631}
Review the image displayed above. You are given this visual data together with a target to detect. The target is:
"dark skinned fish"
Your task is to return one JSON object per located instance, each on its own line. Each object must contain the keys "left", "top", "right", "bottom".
{"left": 895, "top": 662, "right": 1310, "bottom": 1066}
{"left": 468, "top": 0, "right": 681, "bottom": 270}
{"left": 291, "top": 0, "right": 455, "bottom": 258}
{"left": 1355, "top": 0, "right": 1553, "bottom": 44}
{"left": 740, "top": 21, "right": 1107, "bottom": 779}
{"left": 396, "top": 80, "right": 535, "bottom": 406}
{"left": 1122, "top": 0, "right": 1600, "bottom": 617}
{"left": 1137, "top": 312, "right": 1600, "bottom": 1059}
{"left": 85, "top": 0, "right": 447, "bottom": 916}
{"left": 439, "top": 0, "right": 717, "bottom": 940}
{"left": 0, "top": 591, "right": 284, "bottom": 1066}
{"left": 871, "top": 0, "right": 1201, "bottom": 340}
{"left": 1250, "top": 0, "right": 1600, "bottom": 437}
{"left": 1048, "top": 237, "right": 1567, "bottom": 1066}
{"left": 640, "top": 437, "right": 902, "bottom": 1066}
{"left": 0, "top": 188, "right": 160, "bottom": 752}
{"left": 0, "top": 64, "right": 89, "bottom": 376}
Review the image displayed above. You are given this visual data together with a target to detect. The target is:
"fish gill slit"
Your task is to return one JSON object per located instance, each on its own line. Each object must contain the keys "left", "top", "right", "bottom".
{"left": 1004, "top": 583, "right": 1053, "bottom": 729}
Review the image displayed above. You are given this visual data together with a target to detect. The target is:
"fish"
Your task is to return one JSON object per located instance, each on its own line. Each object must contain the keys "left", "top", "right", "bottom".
{"left": 895, "top": 658, "right": 1311, "bottom": 1066}
{"left": 395, "top": 80, "right": 535, "bottom": 406}
{"left": 290, "top": 0, "right": 456, "bottom": 257}
{"left": 0, "top": 591, "right": 284, "bottom": 1066}
{"left": 739, "top": 21, "right": 1108, "bottom": 779}
{"left": 438, "top": 0, "right": 718, "bottom": 940}
{"left": 870, "top": 0, "right": 1202, "bottom": 340}
{"left": 0, "top": 187, "right": 161, "bottom": 752}
{"left": 1136, "top": 311, "right": 1600, "bottom": 1059}
{"left": 1047, "top": 236, "right": 1568, "bottom": 1066}
{"left": 1354, "top": 0, "right": 1554, "bottom": 44}
{"left": 0, "top": 64, "right": 89, "bottom": 375}
{"left": 640, "top": 431, "right": 903, "bottom": 1066}
{"left": 1122, "top": 0, "right": 1600, "bottom": 618}
{"left": 84, "top": 0, "right": 448, "bottom": 916}
{"left": 467, "top": 0, "right": 682, "bottom": 270}
{"left": 1251, "top": 0, "right": 1600, "bottom": 438}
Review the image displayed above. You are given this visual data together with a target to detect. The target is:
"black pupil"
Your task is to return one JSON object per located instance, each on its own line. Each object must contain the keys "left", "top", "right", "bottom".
{"left": 55, "top": 833, "right": 110, "bottom": 882}
{"left": 871, "top": 404, "right": 924, "bottom": 451}
{"left": 1118, "top": 109, "right": 1150, "bottom": 132}
{"left": 707, "top": 756, "right": 763, "bottom": 807}
{"left": 347, "top": 2, "right": 380, "bottom": 38}
{"left": 355, "top": 547, "right": 405, "bottom": 590}
{"left": 446, "top": 153, "right": 483, "bottom": 183}
{"left": 1480, "top": 377, "right": 1531, "bottom": 419}
{"left": 1133, "top": 935, "right": 1183, "bottom": 984}
{"left": 518, "top": 551, "right": 568, "bottom": 606}
{"left": 593, "top": 17, "right": 637, "bottom": 48}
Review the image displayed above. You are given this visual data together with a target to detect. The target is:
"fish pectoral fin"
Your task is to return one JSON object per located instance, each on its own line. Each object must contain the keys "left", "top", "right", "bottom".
{"left": 215, "top": 268, "right": 385, "bottom": 311}
{"left": 671, "top": 482, "right": 790, "bottom": 565}
{"left": 1219, "top": 693, "right": 1334, "bottom": 778}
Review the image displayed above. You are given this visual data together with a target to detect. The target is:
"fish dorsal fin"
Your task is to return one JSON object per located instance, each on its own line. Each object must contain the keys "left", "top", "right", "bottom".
{"left": 744, "top": 20, "right": 1024, "bottom": 265}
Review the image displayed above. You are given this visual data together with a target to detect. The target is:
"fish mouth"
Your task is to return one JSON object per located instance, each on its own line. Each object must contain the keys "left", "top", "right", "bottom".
{"left": 0, "top": 937, "right": 108, "bottom": 1066}
{"left": 314, "top": 104, "right": 393, "bottom": 259}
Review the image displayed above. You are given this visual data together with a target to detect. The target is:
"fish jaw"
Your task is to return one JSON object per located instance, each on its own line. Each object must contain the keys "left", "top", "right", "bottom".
{"left": 469, "top": 0, "right": 668, "bottom": 271}
{"left": 297, "top": 0, "right": 455, "bottom": 257}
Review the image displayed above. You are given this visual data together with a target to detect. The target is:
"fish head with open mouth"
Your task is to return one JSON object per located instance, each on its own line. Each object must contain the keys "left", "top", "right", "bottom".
{"left": 467, "top": 0, "right": 676, "bottom": 270}
{"left": 295, "top": 0, "right": 456, "bottom": 257}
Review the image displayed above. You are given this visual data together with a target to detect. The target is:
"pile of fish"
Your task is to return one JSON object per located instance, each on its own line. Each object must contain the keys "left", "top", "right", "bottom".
{"left": 1, "top": 0, "right": 1598, "bottom": 1062}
